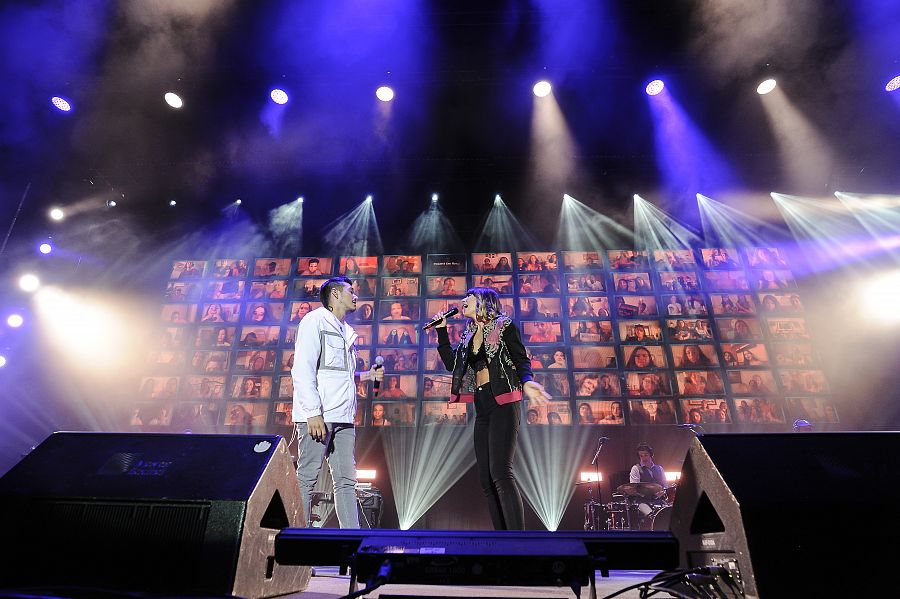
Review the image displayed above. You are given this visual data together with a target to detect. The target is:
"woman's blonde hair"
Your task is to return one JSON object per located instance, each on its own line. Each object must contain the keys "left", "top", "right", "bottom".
{"left": 465, "top": 287, "right": 506, "bottom": 322}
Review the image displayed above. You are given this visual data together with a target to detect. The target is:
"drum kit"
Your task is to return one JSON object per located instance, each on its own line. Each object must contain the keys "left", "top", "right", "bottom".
{"left": 583, "top": 482, "right": 676, "bottom": 531}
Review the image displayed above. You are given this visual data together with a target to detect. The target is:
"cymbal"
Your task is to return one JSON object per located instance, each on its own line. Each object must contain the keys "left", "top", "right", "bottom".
{"left": 616, "top": 482, "right": 663, "bottom": 497}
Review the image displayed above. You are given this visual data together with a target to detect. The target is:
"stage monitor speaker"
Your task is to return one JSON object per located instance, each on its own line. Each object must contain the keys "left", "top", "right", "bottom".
{"left": 0, "top": 432, "right": 310, "bottom": 598}
{"left": 669, "top": 433, "right": 899, "bottom": 598}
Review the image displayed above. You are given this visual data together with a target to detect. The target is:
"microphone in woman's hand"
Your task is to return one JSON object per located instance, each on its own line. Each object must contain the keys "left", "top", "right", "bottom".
{"left": 422, "top": 307, "right": 459, "bottom": 330}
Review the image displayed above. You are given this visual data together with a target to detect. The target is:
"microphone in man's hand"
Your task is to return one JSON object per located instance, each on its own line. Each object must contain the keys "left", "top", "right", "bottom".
{"left": 422, "top": 307, "right": 459, "bottom": 330}
{"left": 373, "top": 355, "right": 384, "bottom": 396}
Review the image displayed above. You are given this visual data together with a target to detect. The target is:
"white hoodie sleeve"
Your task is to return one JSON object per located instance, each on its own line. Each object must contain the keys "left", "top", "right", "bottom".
{"left": 291, "top": 314, "right": 323, "bottom": 421}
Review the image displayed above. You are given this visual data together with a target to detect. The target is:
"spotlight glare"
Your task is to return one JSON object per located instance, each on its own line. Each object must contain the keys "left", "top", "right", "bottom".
{"left": 50, "top": 96, "right": 72, "bottom": 112}
{"left": 107, "top": 200, "right": 117, "bottom": 208}
{"left": 357, "top": 469, "right": 376, "bottom": 480}
{"left": 861, "top": 271, "right": 900, "bottom": 322}
{"left": 431, "top": 193, "right": 438, "bottom": 202}
{"left": 297, "top": 196, "right": 304, "bottom": 204}
{"left": 19, "top": 274, "right": 40, "bottom": 292}
{"left": 757, "top": 79, "right": 777, "bottom": 95}
{"left": 375, "top": 86, "right": 394, "bottom": 102}
{"left": 49, "top": 208, "right": 65, "bottom": 221}
{"left": 886, "top": 76, "right": 900, "bottom": 93}
{"left": 164, "top": 92, "right": 184, "bottom": 108}
{"left": 0, "top": 355, "right": 6, "bottom": 368}
{"left": 270, "top": 88, "right": 289, "bottom": 104}
{"left": 38, "top": 243, "right": 52, "bottom": 255}
{"left": 494, "top": 194, "right": 502, "bottom": 204}
{"left": 533, "top": 80, "right": 552, "bottom": 98}
{"left": 7, "top": 314, "right": 24, "bottom": 328}
{"left": 235, "top": 199, "right": 242, "bottom": 205}
{"left": 645, "top": 79, "right": 665, "bottom": 96}
{"left": 169, "top": 200, "right": 177, "bottom": 207}
{"left": 365, "top": 195, "right": 373, "bottom": 203}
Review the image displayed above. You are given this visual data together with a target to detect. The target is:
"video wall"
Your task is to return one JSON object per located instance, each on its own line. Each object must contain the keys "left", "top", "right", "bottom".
{"left": 136, "top": 248, "right": 835, "bottom": 431}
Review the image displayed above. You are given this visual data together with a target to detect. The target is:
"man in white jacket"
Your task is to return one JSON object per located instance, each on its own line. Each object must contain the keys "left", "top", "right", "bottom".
{"left": 292, "top": 276, "right": 382, "bottom": 527}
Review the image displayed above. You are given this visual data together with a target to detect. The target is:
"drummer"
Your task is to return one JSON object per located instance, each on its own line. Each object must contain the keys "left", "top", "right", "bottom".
{"left": 629, "top": 443, "right": 668, "bottom": 498}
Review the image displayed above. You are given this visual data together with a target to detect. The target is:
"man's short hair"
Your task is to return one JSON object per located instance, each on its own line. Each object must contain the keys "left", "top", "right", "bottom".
{"left": 320, "top": 276, "right": 352, "bottom": 307}
{"left": 636, "top": 443, "right": 654, "bottom": 456}
{"left": 308, "top": 258, "right": 319, "bottom": 265}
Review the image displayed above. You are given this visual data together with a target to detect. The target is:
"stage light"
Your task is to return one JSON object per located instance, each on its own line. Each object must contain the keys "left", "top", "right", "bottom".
{"left": 494, "top": 194, "right": 502, "bottom": 204}
{"left": 49, "top": 208, "right": 64, "bottom": 221}
{"left": 7, "top": 314, "right": 24, "bottom": 328}
{"left": 38, "top": 242, "right": 52, "bottom": 255}
{"left": 533, "top": 80, "right": 552, "bottom": 98}
{"left": 431, "top": 193, "right": 438, "bottom": 203}
{"left": 297, "top": 196, "right": 304, "bottom": 204}
{"left": 375, "top": 86, "right": 394, "bottom": 102}
{"left": 579, "top": 472, "right": 603, "bottom": 482}
{"left": 270, "top": 88, "right": 289, "bottom": 104}
{"left": 235, "top": 199, "right": 242, "bottom": 205}
{"left": 50, "top": 96, "right": 71, "bottom": 112}
{"left": 357, "top": 469, "right": 376, "bottom": 480}
{"left": 757, "top": 79, "right": 777, "bottom": 95}
{"left": 886, "top": 76, "right": 900, "bottom": 93}
{"left": 169, "top": 200, "right": 177, "bottom": 207}
{"left": 19, "top": 274, "right": 40, "bottom": 293}
{"left": 164, "top": 92, "right": 183, "bottom": 109}
{"left": 365, "top": 195, "right": 373, "bottom": 203}
{"left": 107, "top": 200, "right": 117, "bottom": 208}
{"left": 645, "top": 79, "right": 665, "bottom": 96}
{"left": 665, "top": 471, "right": 681, "bottom": 482}
{"left": 861, "top": 271, "right": 900, "bottom": 323}
{"left": 0, "top": 356, "right": 6, "bottom": 368}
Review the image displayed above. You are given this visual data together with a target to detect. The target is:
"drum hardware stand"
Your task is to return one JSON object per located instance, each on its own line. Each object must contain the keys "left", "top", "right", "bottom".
{"left": 583, "top": 436, "right": 609, "bottom": 531}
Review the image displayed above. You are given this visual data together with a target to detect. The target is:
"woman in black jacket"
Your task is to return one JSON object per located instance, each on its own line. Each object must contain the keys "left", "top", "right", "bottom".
{"left": 433, "top": 287, "right": 550, "bottom": 530}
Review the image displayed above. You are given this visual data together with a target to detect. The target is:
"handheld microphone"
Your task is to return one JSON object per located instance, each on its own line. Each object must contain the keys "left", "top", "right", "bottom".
{"left": 422, "top": 307, "right": 459, "bottom": 330}
{"left": 372, "top": 356, "right": 384, "bottom": 396}
{"left": 598, "top": 436, "right": 610, "bottom": 443}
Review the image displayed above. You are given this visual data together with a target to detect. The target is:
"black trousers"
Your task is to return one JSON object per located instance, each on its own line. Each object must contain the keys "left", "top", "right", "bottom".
{"left": 474, "top": 385, "right": 524, "bottom": 530}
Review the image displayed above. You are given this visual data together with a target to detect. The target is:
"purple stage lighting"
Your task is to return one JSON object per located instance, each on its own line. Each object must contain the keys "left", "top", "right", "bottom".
{"left": 270, "top": 88, "right": 289, "bottom": 104}
{"left": 886, "top": 76, "right": 900, "bottom": 93}
{"left": 51, "top": 96, "right": 72, "bottom": 112}
{"left": 645, "top": 80, "right": 665, "bottom": 96}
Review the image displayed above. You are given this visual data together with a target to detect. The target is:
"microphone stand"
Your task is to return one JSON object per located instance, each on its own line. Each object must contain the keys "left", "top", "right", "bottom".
{"left": 585, "top": 437, "right": 608, "bottom": 530}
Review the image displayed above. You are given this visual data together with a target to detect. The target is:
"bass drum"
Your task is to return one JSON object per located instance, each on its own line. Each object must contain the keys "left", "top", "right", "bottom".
{"left": 650, "top": 505, "right": 672, "bottom": 531}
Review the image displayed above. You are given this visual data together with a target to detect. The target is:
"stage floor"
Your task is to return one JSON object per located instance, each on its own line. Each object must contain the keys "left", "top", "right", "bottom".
{"left": 291, "top": 567, "right": 658, "bottom": 598}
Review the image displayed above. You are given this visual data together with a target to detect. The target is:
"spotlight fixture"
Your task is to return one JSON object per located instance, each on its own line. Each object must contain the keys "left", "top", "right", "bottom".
{"left": 164, "top": 92, "right": 184, "bottom": 109}
{"left": 375, "top": 86, "right": 394, "bottom": 102}
{"left": 235, "top": 199, "right": 242, "bottom": 205}
{"left": 270, "top": 88, "right": 289, "bottom": 104}
{"left": 7, "top": 314, "right": 24, "bottom": 328}
{"left": 297, "top": 196, "right": 304, "bottom": 204}
{"left": 0, "top": 355, "right": 6, "bottom": 368}
{"left": 38, "top": 242, "right": 52, "bottom": 255}
{"left": 756, "top": 79, "right": 777, "bottom": 95}
{"left": 357, "top": 469, "right": 377, "bottom": 481}
{"left": 494, "top": 194, "right": 502, "bottom": 204}
{"left": 645, "top": 79, "right": 665, "bottom": 96}
{"left": 533, "top": 80, "right": 552, "bottom": 98}
{"left": 50, "top": 96, "right": 72, "bottom": 112}
{"left": 431, "top": 193, "right": 439, "bottom": 202}
{"left": 49, "top": 208, "right": 64, "bottom": 221}
{"left": 365, "top": 195, "right": 374, "bottom": 203}
{"left": 169, "top": 200, "right": 177, "bottom": 207}
{"left": 579, "top": 472, "right": 603, "bottom": 482}
{"left": 107, "top": 199, "right": 117, "bottom": 208}
{"left": 19, "top": 274, "right": 40, "bottom": 293}
{"left": 886, "top": 76, "right": 900, "bottom": 93}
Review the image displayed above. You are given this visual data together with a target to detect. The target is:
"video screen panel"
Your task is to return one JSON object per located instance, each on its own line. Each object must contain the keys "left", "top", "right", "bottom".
{"left": 145, "top": 247, "right": 829, "bottom": 430}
